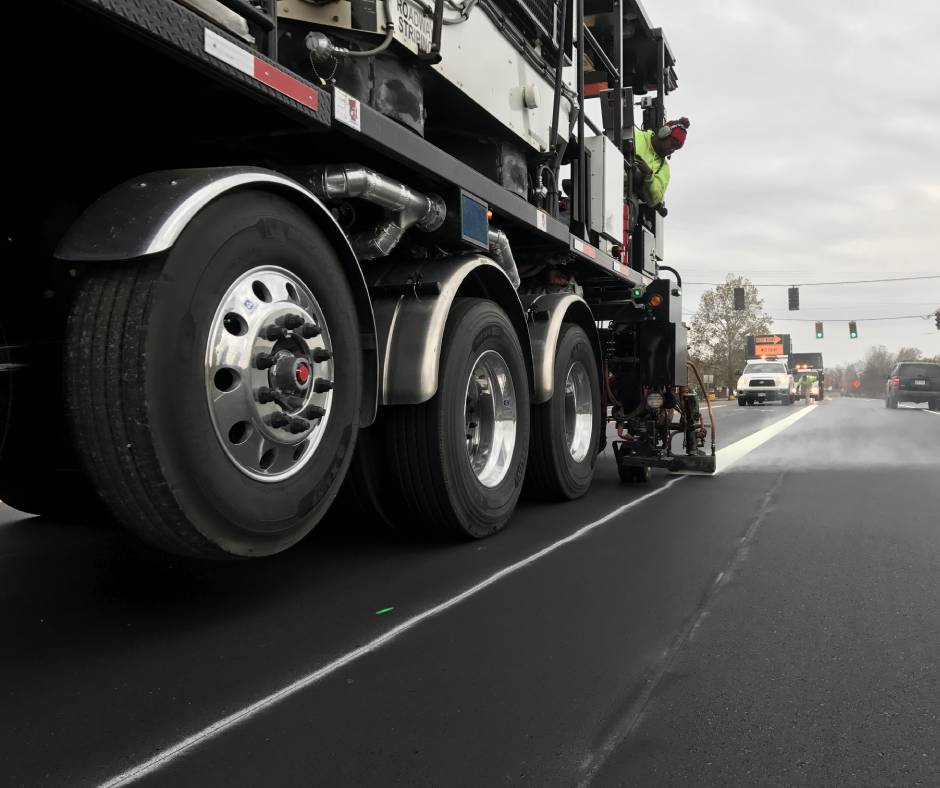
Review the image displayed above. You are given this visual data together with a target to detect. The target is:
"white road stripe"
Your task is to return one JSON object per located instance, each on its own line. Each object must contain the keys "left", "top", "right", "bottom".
{"left": 924, "top": 409, "right": 940, "bottom": 417}
{"left": 715, "top": 404, "right": 816, "bottom": 472}
{"left": 99, "top": 408, "right": 815, "bottom": 786}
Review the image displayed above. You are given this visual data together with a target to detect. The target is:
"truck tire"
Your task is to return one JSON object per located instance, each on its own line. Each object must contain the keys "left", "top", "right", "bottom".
{"left": 737, "top": 397, "right": 746, "bottom": 406}
{"left": 64, "top": 191, "right": 362, "bottom": 558}
{"left": 383, "top": 298, "right": 529, "bottom": 539}
{"left": 888, "top": 396, "right": 898, "bottom": 409}
{"left": 525, "top": 324, "right": 600, "bottom": 501}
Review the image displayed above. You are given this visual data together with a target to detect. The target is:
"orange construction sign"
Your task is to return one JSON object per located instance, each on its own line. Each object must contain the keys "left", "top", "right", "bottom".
{"left": 753, "top": 335, "right": 784, "bottom": 357}
{"left": 747, "top": 333, "right": 791, "bottom": 359}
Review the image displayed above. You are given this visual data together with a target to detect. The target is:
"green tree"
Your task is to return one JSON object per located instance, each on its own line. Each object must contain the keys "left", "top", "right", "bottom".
{"left": 688, "top": 275, "right": 773, "bottom": 390}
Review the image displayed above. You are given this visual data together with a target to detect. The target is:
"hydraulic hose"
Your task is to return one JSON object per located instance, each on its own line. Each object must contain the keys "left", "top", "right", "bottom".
{"left": 687, "top": 361, "right": 716, "bottom": 454}
{"left": 306, "top": 0, "right": 394, "bottom": 61}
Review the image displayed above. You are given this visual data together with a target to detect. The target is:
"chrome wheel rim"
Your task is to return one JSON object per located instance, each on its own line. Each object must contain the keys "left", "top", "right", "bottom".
{"left": 464, "top": 350, "right": 517, "bottom": 488}
{"left": 564, "top": 361, "right": 593, "bottom": 463}
{"left": 205, "top": 265, "right": 334, "bottom": 482}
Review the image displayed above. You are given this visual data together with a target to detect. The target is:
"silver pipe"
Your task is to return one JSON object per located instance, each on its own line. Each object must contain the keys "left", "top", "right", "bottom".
{"left": 487, "top": 229, "right": 520, "bottom": 288}
{"left": 307, "top": 165, "right": 446, "bottom": 260}
{"left": 305, "top": 0, "right": 395, "bottom": 60}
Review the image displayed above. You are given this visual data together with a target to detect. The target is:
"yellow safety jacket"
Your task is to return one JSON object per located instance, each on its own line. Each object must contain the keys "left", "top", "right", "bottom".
{"left": 633, "top": 129, "right": 670, "bottom": 206}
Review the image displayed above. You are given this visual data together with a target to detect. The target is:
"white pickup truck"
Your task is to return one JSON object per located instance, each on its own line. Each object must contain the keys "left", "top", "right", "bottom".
{"left": 736, "top": 361, "right": 796, "bottom": 406}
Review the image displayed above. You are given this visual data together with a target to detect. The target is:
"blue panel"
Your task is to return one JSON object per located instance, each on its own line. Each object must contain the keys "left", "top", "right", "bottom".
{"left": 460, "top": 192, "right": 489, "bottom": 249}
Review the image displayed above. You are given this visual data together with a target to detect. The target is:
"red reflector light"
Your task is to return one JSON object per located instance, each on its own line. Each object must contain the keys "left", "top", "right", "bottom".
{"left": 890, "top": 376, "right": 900, "bottom": 385}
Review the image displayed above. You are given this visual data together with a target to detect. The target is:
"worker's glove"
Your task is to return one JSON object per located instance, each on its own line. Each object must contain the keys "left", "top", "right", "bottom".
{"left": 633, "top": 157, "right": 653, "bottom": 178}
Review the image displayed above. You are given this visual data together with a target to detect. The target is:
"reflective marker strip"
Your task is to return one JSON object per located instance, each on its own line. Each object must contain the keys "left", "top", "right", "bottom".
{"left": 204, "top": 29, "right": 318, "bottom": 111}
{"left": 572, "top": 237, "right": 597, "bottom": 259}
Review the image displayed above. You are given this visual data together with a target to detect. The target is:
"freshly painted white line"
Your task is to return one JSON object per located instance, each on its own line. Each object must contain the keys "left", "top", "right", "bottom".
{"left": 715, "top": 404, "right": 816, "bottom": 473}
{"left": 99, "top": 479, "right": 685, "bottom": 787}
{"left": 924, "top": 409, "right": 940, "bottom": 416}
{"left": 100, "top": 407, "right": 815, "bottom": 786}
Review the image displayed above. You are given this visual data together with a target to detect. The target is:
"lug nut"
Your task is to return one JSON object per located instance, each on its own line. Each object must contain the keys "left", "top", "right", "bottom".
{"left": 255, "top": 352, "right": 276, "bottom": 370}
{"left": 263, "top": 325, "right": 289, "bottom": 341}
{"left": 280, "top": 314, "right": 305, "bottom": 329}
{"left": 312, "top": 348, "right": 332, "bottom": 363}
{"left": 256, "top": 386, "right": 277, "bottom": 404}
{"left": 289, "top": 417, "right": 311, "bottom": 434}
{"left": 300, "top": 323, "right": 321, "bottom": 338}
{"left": 303, "top": 404, "right": 326, "bottom": 420}
{"left": 313, "top": 378, "right": 333, "bottom": 393}
{"left": 268, "top": 412, "right": 290, "bottom": 428}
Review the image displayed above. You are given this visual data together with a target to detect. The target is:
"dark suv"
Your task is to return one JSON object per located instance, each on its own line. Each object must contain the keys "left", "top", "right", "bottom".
{"left": 885, "top": 361, "right": 940, "bottom": 409}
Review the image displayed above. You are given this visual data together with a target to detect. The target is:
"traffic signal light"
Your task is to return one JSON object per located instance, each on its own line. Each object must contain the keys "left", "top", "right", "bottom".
{"left": 733, "top": 287, "right": 745, "bottom": 310}
{"left": 849, "top": 320, "right": 858, "bottom": 338}
{"left": 788, "top": 286, "right": 800, "bottom": 310}
{"left": 815, "top": 321, "right": 824, "bottom": 339}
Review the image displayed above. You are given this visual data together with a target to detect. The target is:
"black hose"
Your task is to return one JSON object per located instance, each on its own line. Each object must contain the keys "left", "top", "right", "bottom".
{"left": 657, "top": 265, "right": 682, "bottom": 288}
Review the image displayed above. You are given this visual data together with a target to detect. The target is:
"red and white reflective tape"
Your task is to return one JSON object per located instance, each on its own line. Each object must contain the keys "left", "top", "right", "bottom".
{"left": 572, "top": 237, "right": 597, "bottom": 259}
{"left": 204, "top": 29, "right": 318, "bottom": 111}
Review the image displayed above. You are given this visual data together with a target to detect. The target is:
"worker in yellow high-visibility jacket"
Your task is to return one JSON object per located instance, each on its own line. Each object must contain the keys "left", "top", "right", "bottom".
{"left": 630, "top": 117, "right": 690, "bottom": 208}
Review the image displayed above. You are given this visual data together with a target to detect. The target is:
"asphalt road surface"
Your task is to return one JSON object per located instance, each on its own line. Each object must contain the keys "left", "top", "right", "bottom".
{"left": 2, "top": 397, "right": 939, "bottom": 787}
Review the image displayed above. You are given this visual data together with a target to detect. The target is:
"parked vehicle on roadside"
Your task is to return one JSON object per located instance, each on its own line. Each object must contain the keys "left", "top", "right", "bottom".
{"left": 885, "top": 362, "right": 940, "bottom": 410}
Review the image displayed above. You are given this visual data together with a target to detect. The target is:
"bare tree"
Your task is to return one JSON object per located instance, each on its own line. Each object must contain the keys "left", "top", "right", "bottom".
{"left": 860, "top": 345, "right": 897, "bottom": 396}
{"left": 896, "top": 346, "right": 922, "bottom": 362}
{"left": 688, "top": 275, "right": 773, "bottom": 390}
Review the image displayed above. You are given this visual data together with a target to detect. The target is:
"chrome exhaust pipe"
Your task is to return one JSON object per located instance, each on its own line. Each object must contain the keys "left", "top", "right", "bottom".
{"left": 306, "top": 165, "right": 446, "bottom": 260}
{"left": 487, "top": 229, "right": 520, "bottom": 288}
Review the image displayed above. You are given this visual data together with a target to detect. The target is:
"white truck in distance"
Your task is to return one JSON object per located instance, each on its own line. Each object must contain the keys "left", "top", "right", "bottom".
{"left": 737, "top": 361, "right": 797, "bottom": 406}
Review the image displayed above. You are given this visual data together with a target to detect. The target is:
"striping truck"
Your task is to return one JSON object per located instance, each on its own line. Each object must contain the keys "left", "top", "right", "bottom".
{"left": 789, "top": 352, "right": 825, "bottom": 401}
{"left": 0, "top": 0, "right": 714, "bottom": 559}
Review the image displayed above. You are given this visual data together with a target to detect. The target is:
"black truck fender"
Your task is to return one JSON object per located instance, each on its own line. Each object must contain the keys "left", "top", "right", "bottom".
{"left": 520, "top": 293, "right": 603, "bottom": 406}
{"left": 368, "top": 256, "right": 533, "bottom": 405}
{"left": 53, "top": 166, "right": 379, "bottom": 426}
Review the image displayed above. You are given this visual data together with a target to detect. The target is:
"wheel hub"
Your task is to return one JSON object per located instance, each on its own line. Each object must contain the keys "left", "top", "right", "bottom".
{"left": 205, "top": 266, "right": 334, "bottom": 482}
{"left": 564, "top": 361, "right": 593, "bottom": 462}
{"left": 464, "top": 350, "right": 517, "bottom": 488}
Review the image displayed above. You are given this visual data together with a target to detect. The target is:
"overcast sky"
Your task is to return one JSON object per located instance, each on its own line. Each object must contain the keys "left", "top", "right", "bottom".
{"left": 624, "top": 0, "right": 940, "bottom": 366}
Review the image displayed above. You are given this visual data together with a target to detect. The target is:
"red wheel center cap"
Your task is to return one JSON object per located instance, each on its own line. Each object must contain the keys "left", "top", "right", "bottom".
{"left": 295, "top": 363, "right": 311, "bottom": 385}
